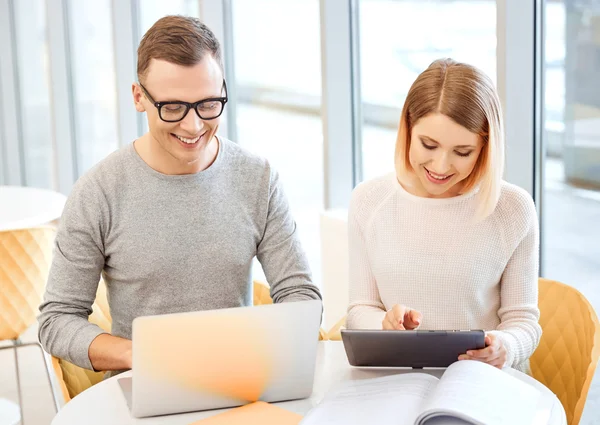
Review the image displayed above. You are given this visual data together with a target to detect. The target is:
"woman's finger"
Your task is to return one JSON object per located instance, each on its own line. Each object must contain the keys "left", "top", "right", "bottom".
{"left": 467, "top": 346, "right": 495, "bottom": 358}
{"left": 391, "top": 304, "right": 407, "bottom": 327}
{"left": 404, "top": 309, "right": 422, "bottom": 329}
{"left": 382, "top": 317, "right": 393, "bottom": 330}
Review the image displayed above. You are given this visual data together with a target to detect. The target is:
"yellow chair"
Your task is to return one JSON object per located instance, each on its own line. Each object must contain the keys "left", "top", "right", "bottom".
{"left": 324, "top": 315, "right": 346, "bottom": 341}
{"left": 51, "top": 279, "right": 112, "bottom": 403}
{"left": 530, "top": 278, "right": 600, "bottom": 425}
{"left": 0, "top": 227, "right": 62, "bottom": 419}
{"left": 52, "top": 280, "right": 325, "bottom": 402}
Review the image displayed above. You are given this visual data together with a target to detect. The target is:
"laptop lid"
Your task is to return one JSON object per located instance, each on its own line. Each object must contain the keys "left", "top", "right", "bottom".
{"left": 129, "top": 299, "right": 322, "bottom": 418}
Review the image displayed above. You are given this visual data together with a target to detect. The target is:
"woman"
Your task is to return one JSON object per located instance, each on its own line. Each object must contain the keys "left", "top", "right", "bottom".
{"left": 347, "top": 58, "right": 541, "bottom": 373}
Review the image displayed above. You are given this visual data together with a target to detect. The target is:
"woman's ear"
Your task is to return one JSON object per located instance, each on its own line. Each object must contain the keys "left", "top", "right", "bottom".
{"left": 132, "top": 83, "right": 146, "bottom": 113}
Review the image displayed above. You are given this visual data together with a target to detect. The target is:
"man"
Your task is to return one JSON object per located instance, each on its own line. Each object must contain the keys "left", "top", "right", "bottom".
{"left": 38, "top": 15, "right": 321, "bottom": 373}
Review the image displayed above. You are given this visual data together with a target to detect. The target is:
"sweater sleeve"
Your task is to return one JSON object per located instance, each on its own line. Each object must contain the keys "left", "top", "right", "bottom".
{"left": 488, "top": 193, "right": 542, "bottom": 369}
{"left": 37, "top": 177, "right": 108, "bottom": 370}
{"left": 346, "top": 186, "right": 387, "bottom": 329}
{"left": 257, "top": 167, "right": 322, "bottom": 304}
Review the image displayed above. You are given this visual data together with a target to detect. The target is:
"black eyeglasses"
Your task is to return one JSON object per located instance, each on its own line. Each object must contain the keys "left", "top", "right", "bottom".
{"left": 138, "top": 80, "right": 228, "bottom": 122}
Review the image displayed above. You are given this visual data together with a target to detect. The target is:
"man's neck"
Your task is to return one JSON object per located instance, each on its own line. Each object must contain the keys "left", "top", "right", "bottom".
{"left": 134, "top": 133, "right": 219, "bottom": 175}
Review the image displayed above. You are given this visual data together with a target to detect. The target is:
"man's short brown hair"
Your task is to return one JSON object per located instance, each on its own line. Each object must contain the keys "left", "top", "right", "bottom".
{"left": 137, "top": 15, "right": 223, "bottom": 82}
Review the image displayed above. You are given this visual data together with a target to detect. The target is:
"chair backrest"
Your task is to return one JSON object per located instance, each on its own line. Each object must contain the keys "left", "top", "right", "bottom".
{"left": 0, "top": 226, "right": 56, "bottom": 340}
{"left": 530, "top": 278, "right": 600, "bottom": 425}
{"left": 53, "top": 280, "right": 324, "bottom": 402}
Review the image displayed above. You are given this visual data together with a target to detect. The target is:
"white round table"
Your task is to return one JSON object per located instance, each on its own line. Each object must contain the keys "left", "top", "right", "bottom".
{"left": 0, "top": 398, "right": 20, "bottom": 425}
{"left": 0, "top": 186, "right": 67, "bottom": 231}
{"left": 51, "top": 342, "right": 566, "bottom": 425}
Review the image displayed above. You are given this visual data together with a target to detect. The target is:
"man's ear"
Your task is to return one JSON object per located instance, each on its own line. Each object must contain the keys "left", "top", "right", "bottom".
{"left": 132, "top": 83, "right": 146, "bottom": 112}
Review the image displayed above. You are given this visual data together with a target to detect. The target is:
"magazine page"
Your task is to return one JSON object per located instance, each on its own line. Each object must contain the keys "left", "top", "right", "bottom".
{"left": 416, "top": 360, "right": 540, "bottom": 425}
{"left": 300, "top": 373, "right": 439, "bottom": 425}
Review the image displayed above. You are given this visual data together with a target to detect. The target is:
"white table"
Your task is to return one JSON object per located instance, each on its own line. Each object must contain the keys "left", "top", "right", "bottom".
{"left": 51, "top": 342, "right": 566, "bottom": 425}
{"left": 0, "top": 399, "right": 20, "bottom": 425}
{"left": 0, "top": 185, "right": 67, "bottom": 231}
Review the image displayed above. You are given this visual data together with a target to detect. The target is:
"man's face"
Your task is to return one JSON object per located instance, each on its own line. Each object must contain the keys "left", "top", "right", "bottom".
{"left": 133, "top": 56, "right": 225, "bottom": 172}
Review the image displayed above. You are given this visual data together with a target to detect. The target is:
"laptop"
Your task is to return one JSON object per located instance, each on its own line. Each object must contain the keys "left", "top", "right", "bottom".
{"left": 118, "top": 299, "right": 322, "bottom": 418}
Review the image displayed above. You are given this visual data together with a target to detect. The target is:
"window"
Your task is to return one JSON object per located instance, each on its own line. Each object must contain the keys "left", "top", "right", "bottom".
{"left": 359, "top": 0, "right": 496, "bottom": 181}
{"left": 542, "top": 1, "right": 600, "bottom": 310}
{"left": 231, "top": 0, "right": 323, "bottom": 285}
{"left": 138, "top": 0, "right": 200, "bottom": 36}
{"left": 13, "top": 0, "right": 54, "bottom": 188}
{"left": 67, "top": 0, "right": 119, "bottom": 175}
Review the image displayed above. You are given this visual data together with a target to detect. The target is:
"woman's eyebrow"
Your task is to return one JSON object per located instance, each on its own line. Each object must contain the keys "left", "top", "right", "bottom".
{"left": 420, "top": 135, "right": 476, "bottom": 149}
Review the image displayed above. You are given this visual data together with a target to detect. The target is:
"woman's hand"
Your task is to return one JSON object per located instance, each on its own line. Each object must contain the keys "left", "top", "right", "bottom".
{"left": 458, "top": 333, "right": 507, "bottom": 369}
{"left": 382, "top": 304, "right": 422, "bottom": 330}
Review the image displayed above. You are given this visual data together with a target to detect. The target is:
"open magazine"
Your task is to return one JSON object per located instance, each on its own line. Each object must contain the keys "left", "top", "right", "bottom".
{"left": 300, "top": 360, "right": 541, "bottom": 425}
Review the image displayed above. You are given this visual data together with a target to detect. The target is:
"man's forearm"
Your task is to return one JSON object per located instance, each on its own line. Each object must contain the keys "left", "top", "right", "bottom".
{"left": 88, "top": 333, "right": 132, "bottom": 371}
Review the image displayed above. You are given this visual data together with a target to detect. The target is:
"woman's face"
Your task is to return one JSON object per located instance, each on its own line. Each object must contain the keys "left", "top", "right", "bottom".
{"left": 408, "top": 113, "right": 483, "bottom": 198}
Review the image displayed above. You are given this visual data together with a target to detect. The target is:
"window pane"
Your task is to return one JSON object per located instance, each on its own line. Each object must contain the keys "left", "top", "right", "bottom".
{"left": 542, "top": 2, "right": 600, "bottom": 419}
{"left": 359, "top": 0, "right": 496, "bottom": 181}
{"left": 232, "top": 0, "right": 323, "bottom": 286}
{"left": 68, "top": 0, "right": 119, "bottom": 175}
{"left": 0, "top": 110, "right": 5, "bottom": 184}
{"left": 542, "top": 2, "right": 600, "bottom": 315}
{"left": 13, "top": 0, "right": 54, "bottom": 188}
{"left": 138, "top": 0, "right": 200, "bottom": 36}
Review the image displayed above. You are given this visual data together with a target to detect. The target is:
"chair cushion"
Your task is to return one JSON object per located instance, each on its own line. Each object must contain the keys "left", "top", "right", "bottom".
{"left": 253, "top": 280, "right": 273, "bottom": 306}
{"left": 0, "top": 227, "right": 55, "bottom": 339}
{"left": 59, "top": 357, "right": 105, "bottom": 400}
{"left": 89, "top": 278, "right": 111, "bottom": 332}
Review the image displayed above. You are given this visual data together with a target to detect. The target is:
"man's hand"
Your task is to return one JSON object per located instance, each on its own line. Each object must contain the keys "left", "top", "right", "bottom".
{"left": 458, "top": 333, "right": 507, "bottom": 369}
{"left": 382, "top": 304, "right": 422, "bottom": 330}
{"left": 88, "top": 334, "right": 132, "bottom": 371}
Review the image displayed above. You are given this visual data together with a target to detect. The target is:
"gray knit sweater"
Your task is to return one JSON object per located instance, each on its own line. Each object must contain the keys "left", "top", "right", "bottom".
{"left": 38, "top": 138, "right": 321, "bottom": 370}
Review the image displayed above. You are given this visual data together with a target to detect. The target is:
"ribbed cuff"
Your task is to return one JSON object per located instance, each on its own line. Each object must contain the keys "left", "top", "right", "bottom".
{"left": 67, "top": 324, "right": 108, "bottom": 370}
{"left": 487, "top": 329, "right": 517, "bottom": 368}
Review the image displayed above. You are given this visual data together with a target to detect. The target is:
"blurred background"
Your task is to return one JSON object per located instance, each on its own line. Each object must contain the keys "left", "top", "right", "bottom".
{"left": 0, "top": 0, "right": 599, "bottom": 423}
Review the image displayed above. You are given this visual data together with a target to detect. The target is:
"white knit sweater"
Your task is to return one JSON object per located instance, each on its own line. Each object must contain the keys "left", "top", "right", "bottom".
{"left": 347, "top": 173, "right": 541, "bottom": 372}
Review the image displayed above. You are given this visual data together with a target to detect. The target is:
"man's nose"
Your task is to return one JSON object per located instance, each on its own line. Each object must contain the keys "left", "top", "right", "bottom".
{"left": 179, "top": 108, "right": 204, "bottom": 134}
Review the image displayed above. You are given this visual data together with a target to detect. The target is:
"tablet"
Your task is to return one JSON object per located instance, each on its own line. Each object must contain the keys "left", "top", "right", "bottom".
{"left": 341, "top": 329, "right": 486, "bottom": 368}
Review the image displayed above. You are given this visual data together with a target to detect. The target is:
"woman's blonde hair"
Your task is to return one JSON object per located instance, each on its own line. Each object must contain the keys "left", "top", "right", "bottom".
{"left": 395, "top": 58, "right": 505, "bottom": 219}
